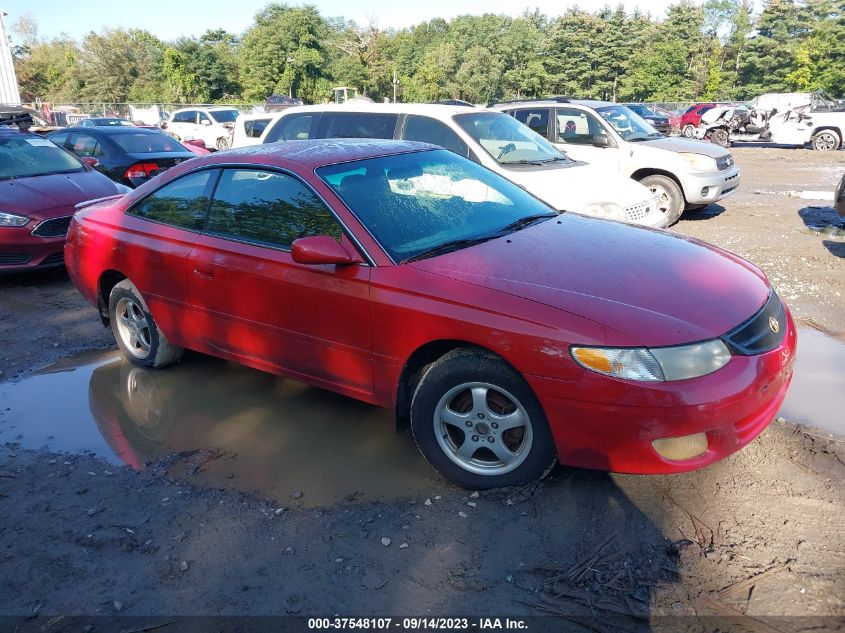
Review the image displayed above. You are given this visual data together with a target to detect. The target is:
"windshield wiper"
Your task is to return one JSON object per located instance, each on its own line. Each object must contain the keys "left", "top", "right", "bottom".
{"left": 501, "top": 159, "right": 545, "bottom": 165}
{"left": 402, "top": 235, "right": 499, "bottom": 263}
{"left": 501, "top": 213, "right": 557, "bottom": 232}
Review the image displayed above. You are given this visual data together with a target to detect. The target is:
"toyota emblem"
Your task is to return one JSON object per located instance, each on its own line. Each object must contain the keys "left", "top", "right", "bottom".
{"left": 768, "top": 317, "right": 780, "bottom": 334}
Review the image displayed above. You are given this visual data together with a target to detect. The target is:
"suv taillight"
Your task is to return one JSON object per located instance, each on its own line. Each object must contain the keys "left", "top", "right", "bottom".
{"left": 124, "top": 162, "right": 160, "bottom": 180}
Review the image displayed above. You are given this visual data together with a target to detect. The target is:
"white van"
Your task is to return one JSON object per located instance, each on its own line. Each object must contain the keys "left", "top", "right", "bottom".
{"left": 231, "top": 113, "right": 274, "bottom": 148}
{"left": 258, "top": 103, "right": 666, "bottom": 228}
{"left": 490, "top": 98, "right": 741, "bottom": 225}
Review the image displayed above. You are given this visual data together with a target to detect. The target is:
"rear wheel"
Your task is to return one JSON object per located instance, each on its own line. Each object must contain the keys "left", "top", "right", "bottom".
{"left": 812, "top": 130, "right": 841, "bottom": 152}
{"left": 639, "top": 174, "right": 684, "bottom": 226}
{"left": 410, "top": 348, "right": 556, "bottom": 489}
{"left": 708, "top": 128, "right": 730, "bottom": 147}
{"left": 109, "top": 280, "right": 183, "bottom": 369}
{"left": 682, "top": 124, "right": 695, "bottom": 138}
{"left": 216, "top": 137, "right": 230, "bottom": 151}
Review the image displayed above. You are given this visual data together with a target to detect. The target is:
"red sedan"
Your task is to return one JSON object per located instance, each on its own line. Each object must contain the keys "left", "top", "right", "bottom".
{"left": 0, "top": 129, "right": 128, "bottom": 272}
{"left": 64, "top": 140, "right": 796, "bottom": 488}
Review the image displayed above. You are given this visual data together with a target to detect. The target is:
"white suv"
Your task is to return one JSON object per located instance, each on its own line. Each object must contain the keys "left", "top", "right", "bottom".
{"left": 491, "top": 98, "right": 741, "bottom": 225}
{"left": 259, "top": 103, "right": 666, "bottom": 228}
{"left": 164, "top": 106, "right": 240, "bottom": 151}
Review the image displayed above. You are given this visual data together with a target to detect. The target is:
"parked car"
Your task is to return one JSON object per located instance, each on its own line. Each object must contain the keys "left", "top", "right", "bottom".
{"left": 259, "top": 103, "right": 666, "bottom": 228}
{"left": 74, "top": 118, "right": 134, "bottom": 128}
{"left": 491, "top": 98, "right": 740, "bottom": 225}
{"left": 623, "top": 103, "right": 671, "bottom": 135}
{"left": 680, "top": 103, "right": 717, "bottom": 138}
{"left": 47, "top": 127, "right": 197, "bottom": 188}
{"left": 230, "top": 113, "right": 273, "bottom": 149}
{"left": 836, "top": 172, "right": 845, "bottom": 217}
{"left": 0, "top": 130, "right": 128, "bottom": 272}
{"left": 163, "top": 107, "right": 240, "bottom": 151}
{"left": 64, "top": 139, "right": 796, "bottom": 488}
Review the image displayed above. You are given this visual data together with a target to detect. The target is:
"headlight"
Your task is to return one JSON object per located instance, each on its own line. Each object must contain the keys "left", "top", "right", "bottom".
{"left": 571, "top": 339, "right": 731, "bottom": 381}
{"left": 582, "top": 202, "right": 626, "bottom": 221}
{"left": 0, "top": 211, "right": 30, "bottom": 227}
{"left": 679, "top": 153, "right": 718, "bottom": 172}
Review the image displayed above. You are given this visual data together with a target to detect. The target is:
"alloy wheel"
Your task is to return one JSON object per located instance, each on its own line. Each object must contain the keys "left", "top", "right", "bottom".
{"left": 115, "top": 297, "right": 152, "bottom": 359}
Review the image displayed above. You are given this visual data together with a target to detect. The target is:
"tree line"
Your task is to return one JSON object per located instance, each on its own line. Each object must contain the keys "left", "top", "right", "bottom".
{"left": 10, "top": 0, "right": 844, "bottom": 107}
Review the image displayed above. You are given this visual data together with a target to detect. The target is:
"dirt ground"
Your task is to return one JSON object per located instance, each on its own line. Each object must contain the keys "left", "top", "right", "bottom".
{"left": 0, "top": 146, "right": 844, "bottom": 631}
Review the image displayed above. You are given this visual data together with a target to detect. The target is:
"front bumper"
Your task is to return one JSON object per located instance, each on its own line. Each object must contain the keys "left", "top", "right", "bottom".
{"left": 681, "top": 164, "right": 741, "bottom": 204}
{"left": 0, "top": 223, "right": 68, "bottom": 272}
{"left": 527, "top": 306, "right": 797, "bottom": 474}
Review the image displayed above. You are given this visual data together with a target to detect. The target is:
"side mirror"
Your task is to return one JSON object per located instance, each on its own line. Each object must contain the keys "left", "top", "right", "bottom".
{"left": 592, "top": 134, "right": 611, "bottom": 148}
{"left": 200, "top": 119, "right": 211, "bottom": 126}
{"left": 81, "top": 156, "right": 100, "bottom": 168}
{"left": 291, "top": 235, "right": 362, "bottom": 266}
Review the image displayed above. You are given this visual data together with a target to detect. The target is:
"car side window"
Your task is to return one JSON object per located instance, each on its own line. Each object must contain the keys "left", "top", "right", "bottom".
{"left": 264, "top": 113, "right": 320, "bottom": 143}
{"left": 128, "top": 170, "right": 215, "bottom": 230}
{"left": 555, "top": 108, "right": 605, "bottom": 145}
{"left": 315, "top": 113, "right": 398, "bottom": 139}
{"left": 69, "top": 133, "right": 104, "bottom": 157}
{"left": 244, "top": 119, "right": 270, "bottom": 138}
{"left": 174, "top": 111, "right": 195, "bottom": 124}
{"left": 199, "top": 112, "right": 211, "bottom": 125}
{"left": 206, "top": 169, "right": 342, "bottom": 250}
{"left": 513, "top": 109, "right": 551, "bottom": 139}
{"left": 401, "top": 115, "right": 471, "bottom": 158}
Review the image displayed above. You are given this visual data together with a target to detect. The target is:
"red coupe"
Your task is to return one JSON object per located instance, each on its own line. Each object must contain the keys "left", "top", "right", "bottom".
{"left": 64, "top": 140, "right": 796, "bottom": 488}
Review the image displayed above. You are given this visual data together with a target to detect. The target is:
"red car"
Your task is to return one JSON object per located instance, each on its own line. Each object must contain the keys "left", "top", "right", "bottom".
{"left": 681, "top": 103, "right": 717, "bottom": 138}
{"left": 64, "top": 140, "right": 796, "bottom": 489}
{"left": 0, "top": 129, "right": 128, "bottom": 272}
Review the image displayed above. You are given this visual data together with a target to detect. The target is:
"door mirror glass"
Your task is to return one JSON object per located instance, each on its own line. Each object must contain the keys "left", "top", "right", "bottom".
{"left": 81, "top": 156, "right": 99, "bottom": 168}
{"left": 592, "top": 133, "right": 611, "bottom": 148}
{"left": 291, "top": 235, "right": 361, "bottom": 266}
{"left": 200, "top": 119, "right": 211, "bottom": 126}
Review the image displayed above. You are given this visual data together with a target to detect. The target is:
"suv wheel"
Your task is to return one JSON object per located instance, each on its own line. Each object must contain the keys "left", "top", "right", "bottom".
{"left": 812, "top": 130, "right": 841, "bottom": 152}
{"left": 682, "top": 124, "right": 695, "bottom": 138}
{"left": 639, "top": 174, "right": 684, "bottom": 226}
{"left": 410, "top": 348, "right": 556, "bottom": 489}
{"left": 216, "top": 137, "right": 230, "bottom": 151}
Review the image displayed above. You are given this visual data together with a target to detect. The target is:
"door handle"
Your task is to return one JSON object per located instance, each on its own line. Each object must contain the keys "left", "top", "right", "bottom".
{"left": 192, "top": 267, "right": 214, "bottom": 280}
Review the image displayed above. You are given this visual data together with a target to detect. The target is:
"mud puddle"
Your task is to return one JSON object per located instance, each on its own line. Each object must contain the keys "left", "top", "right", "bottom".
{"left": 0, "top": 351, "right": 439, "bottom": 506}
{"left": 779, "top": 327, "right": 845, "bottom": 435}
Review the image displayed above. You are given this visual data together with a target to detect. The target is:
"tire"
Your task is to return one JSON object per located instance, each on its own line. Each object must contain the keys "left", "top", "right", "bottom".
{"left": 108, "top": 279, "right": 183, "bottom": 369}
{"left": 410, "top": 348, "right": 556, "bottom": 489}
{"left": 216, "top": 137, "right": 230, "bottom": 151}
{"left": 639, "top": 174, "right": 685, "bottom": 226}
{"left": 708, "top": 128, "right": 730, "bottom": 147}
{"left": 812, "top": 130, "right": 841, "bottom": 152}
{"left": 682, "top": 124, "right": 695, "bottom": 138}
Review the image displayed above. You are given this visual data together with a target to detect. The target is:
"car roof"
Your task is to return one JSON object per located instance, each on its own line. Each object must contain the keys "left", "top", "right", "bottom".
{"left": 54, "top": 126, "right": 161, "bottom": 135}
{"left": 271, "top": 102, "right": 479, "bottom": 120}
{"left": 197, "top": 138, "right": 438, "bottom": 170}
{"left": 172, "top": 106, "right": 239, "bottom": 113}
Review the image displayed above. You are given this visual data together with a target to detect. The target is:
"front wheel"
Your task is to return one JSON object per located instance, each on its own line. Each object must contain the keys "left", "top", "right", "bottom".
{"left": 708, "top": 128, "right": 730, "bottom": 147}
{"left": 410, "top": 349, "right": 556, "bottom": 489}
{"left": 682, "top": 124, "right": 695, "bottom": 138}
{"left": 109, "top": 280, "right": 183, "bottom": 369}
{"left": 216, "top": 137, "right": 230, "bottom": 151}
{"left": 812, "top": 130, "right": 841, "bottom": 151}
{"left": 639, "top": 174, "right": 685, "bottom": 226}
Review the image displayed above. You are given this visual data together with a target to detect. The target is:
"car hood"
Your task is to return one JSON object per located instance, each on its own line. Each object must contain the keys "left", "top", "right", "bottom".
{"left": 504, "top": 162, "right": 654, "bottom": 212}
{"left": 639, "top": 136, "right": 729, "bottom": 158}
{"left": 409, "top": 214, "right": 770, "bottom": 346}
{"left": 0, "top": 170, "right": 122, "bottom": 216}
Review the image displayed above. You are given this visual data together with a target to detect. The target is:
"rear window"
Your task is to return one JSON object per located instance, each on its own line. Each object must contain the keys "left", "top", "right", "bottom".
{"left": 0, "top": 135, "right": 83, "bottom": 180}
{"left": 209, "top": 109, "right": 239, "bottom": 124}
{"left": 264, "top": 113, "right": 320, "bottom": 143}
{"left": 315, "top": 113, "right": 398, "bottom": 139}
{"left": 110, "top": 132, "right": 186, "bottom": 154}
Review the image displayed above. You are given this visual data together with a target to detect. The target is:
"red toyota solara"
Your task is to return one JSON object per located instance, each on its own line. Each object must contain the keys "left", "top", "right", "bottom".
{"left": 64, "top": 139, "right": 796, "bottom": 489}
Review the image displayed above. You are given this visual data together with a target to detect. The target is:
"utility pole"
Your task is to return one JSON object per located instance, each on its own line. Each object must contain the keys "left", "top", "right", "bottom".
{"left": 392, "top": 69, "right": 398, "bottom": 104}
{"left": 0, "top": 11, "right": 22, "bottom": 105}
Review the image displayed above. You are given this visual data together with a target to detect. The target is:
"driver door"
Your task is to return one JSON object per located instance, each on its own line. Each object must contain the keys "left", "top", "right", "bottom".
{"left": 553, "top": 107, "right": 620, "bottom": 171}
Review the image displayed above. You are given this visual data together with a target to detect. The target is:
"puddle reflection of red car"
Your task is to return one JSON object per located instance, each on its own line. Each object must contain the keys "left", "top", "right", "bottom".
{"left": 65, "top": 139, "right": 796, "bottom": 489}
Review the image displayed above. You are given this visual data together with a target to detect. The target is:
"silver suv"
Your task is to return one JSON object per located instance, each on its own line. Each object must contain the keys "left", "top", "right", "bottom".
{"left": 491, "top": 98, "right": 741, "bottom": 225}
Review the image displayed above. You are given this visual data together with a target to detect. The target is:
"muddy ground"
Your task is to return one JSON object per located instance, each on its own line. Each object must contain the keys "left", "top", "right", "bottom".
{"left": 0, "top": 146, "right": 844, "bottom": 631}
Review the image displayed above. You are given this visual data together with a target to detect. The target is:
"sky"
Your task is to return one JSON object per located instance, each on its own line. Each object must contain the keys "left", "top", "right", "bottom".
{"left": 1, "top": 0, "right": 685, "bottom": 42}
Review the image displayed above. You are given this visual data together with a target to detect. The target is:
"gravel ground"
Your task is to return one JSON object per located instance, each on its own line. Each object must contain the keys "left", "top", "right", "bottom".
{"left": 0, "top": 146, "right": 843, "bottom": 630}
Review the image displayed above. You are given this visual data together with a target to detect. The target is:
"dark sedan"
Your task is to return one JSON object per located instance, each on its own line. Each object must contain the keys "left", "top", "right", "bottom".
{"left": 624, "top": 103, "right": 671, "bottom": 135}
{"left": 0, "top": 130, "right": 127, "bottom": 272}
{"left": 74, "top": 118, "right": 134, "bottom": 128}
{"left": 47, "top": 127, "right": 197, "bottom": 188}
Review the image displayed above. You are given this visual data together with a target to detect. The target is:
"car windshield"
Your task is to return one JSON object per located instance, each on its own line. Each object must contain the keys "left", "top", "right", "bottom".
{"left": 453, "top": 112, "right": 569, "bottom": 165}
{"left": 595, "top": 105, "right": 662, "bottom": 141}
{"left": 630, "top": 104, "right": 657, "bottom": 117}
{"left": 0, "top": 135, "right": 83, "bottom": 180}
{"left": 209, "top": 110, "right": 239, "bottom": 123}
{"left": 93, "top": 118, "right": 133, "bottom": 126}
{"left": 110, "top": 132, "right": 189, "bottom": 154}
{"left": 317, "top": 149, "right": 557, "bottom": 262}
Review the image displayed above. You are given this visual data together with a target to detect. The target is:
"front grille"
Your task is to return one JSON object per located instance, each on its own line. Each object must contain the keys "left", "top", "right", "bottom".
{"left": 624, "top": 200, "right": 655, "bottom": 222}
{"left": 32, "top": 216, "right": 72, "bottom": 238}
{"left": 0, "top": 253, "right": 32, "bottom": 265}
{"left": 722, "top": 291, "right": 786, "bottom": 355}
{"left": 717, "top": 155, "right": 734, "bottom": 171}
{"left": 39, "top": 252, "right": 66, "bottom": 266}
